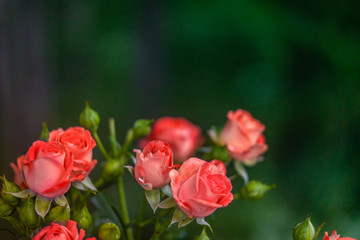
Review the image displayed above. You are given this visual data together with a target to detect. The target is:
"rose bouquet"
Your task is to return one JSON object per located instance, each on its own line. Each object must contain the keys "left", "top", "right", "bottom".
{"left": 0, "top": 103, "right": 273, "bottom": 239}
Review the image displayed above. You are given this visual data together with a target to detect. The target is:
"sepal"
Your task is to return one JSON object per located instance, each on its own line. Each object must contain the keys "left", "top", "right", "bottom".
{"left": 196, "top": 218, "right": 213, "bottom": 233}
{"left": 233, "top": 161, "right": 249, "bottom": 185}
{"left": 195, "top": 227, "right": 210, "bottom": 240}
{"left": 158, "top": 197, "right": 176, "bottom": 209}
{"left": 145, "top": 189, "right": 160, "bottom": 213}
{"left": 35, "top": 195, "right": 52, "bottom": 218}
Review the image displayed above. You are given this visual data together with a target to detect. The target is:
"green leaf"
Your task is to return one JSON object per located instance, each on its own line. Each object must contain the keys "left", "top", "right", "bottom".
{"left": 195, "top": 227, "right": 210, "bottom": 240}
{"left": 233, "top": 161, "right": 249, "bottom": 185}
{"left": 35, "top": 195, "right": 52, "bottom": 218}
{"left": 158, "top": 197, "right": 176, "bottom": 209}
{"left": 145, "top": 189, "right": 160, "bottom": 213}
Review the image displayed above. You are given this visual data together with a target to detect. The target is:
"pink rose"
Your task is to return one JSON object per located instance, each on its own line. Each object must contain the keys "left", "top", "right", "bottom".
{"left": 49, "top": 127, "right": 97, "bottom": 180}
{"left": 169, "top": 158, "right": 233, "bottom": 218}
{"left": 10, "top": 155, "right": 27, "bottom": 189}
{"left": 135, "top": 140, "right": 174, "bottom": 190}
{"left": 22, "top": 141, "right": 77, "bottom": 198}
{"left": 220, "top": 109, "right": 268, "bottom": 165}
{"left": 323, "top": 231, "right": 356, "bottom": 240}
{"left": 140, "top": 117, "right": 202, "bottom": 161}
{"left": 32, "top": 220, "right": 95, "bottom": 240}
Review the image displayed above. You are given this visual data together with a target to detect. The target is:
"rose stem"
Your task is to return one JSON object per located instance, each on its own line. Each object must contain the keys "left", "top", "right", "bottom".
{"left": 135, "top": 195, "right": 147, "bottom": 240}
{"left": 118, "top": 170, "right": 134, "bottom": 240}
{"left": 93, "top": 131, "right": 110, "bottom": 160}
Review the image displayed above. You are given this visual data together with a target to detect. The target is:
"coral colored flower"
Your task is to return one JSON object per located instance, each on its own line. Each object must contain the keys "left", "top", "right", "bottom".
{"left": 170, "top": 158, "right": 233, "bottom": 218}
{"left": 10, "top": 155, "right": 27, "bottom": 189}
{"left": 323, "top": 230, "right": 356, "bottom": 240}
{"left": 135, "top": 140, "right": 174, "bottom": 190}
{"left": 32, "top": 220, "right": 95, "bottom": 240}
{"left": 49, "top": 127, "right": 97, "bottom": 180}
{"left": 22, "top": 141, "right": 78, "bottom": 198}
{"left": 220, "top": 109, "right": 268, "bottom": 165}
{"left": 140, "top": 117, "right": 202, "bottom": 161}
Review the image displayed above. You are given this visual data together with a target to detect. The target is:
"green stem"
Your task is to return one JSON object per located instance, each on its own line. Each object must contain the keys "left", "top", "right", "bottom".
{"left": 118, "top": 173, "right": 134, "bottom": 240}
{"left": 150, "top": 217, "right": 172, "bottom": 240}
{"left": 135, "top": 196, "right": 147, "bottom": 240}
{"left": 119, "top": 129, "right": 134, "bottom": 157}
{"left": 93, "top": 131, "right": 110, "bottom": 160}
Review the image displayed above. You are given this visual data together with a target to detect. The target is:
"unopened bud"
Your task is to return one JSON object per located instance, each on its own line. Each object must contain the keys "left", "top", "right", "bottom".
{"left": 79, "top": 102, "right": 100, "bottom": 132}
{"left": 195, "top": 227, "right": 210, "bottom": 240}
{"left": 40, "top": 122, "right": 49, "bottom": 140}
{"left": 1, "top": 176, "right": 21, "bottom": 207}
{"left": 73, "top": 205, "right": 92, "bottom": 230}
{"left": 46, "top": 206, "right": 70, "bottom": 223}
{"left": 0, "top": 198, "right": 13, "bottom": 217}
{"left": 204, "top": 146, "right": 229, "bottom": 162}
{"left": 102, "top": 159, "right": 122, "bottom": 183}
{"left": 133, "top": 119, "right": 153, "bottom": 138}
{"left": 238, "top": 180, "right": 275, "bottom": 201}
{"left": 293, "top": 217, "right": 315, "bottom": 240}
{"left": 98, "top": 222, "right": 121, "bottom": 240}
{"left": 19, "top": 197, "right": 41, "bottom": 228}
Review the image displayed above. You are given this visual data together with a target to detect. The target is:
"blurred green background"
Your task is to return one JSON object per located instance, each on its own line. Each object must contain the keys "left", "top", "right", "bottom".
{"left": 1, "top": 0, "right": 360, "bottom": 239}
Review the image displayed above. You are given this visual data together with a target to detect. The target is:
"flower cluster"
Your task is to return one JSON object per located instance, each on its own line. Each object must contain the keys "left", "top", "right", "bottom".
{"left": 15, "top": 127, "right": 97, "bottom": 198}
{"left": 3, "top": 104, "right": 353, "bottom": 240}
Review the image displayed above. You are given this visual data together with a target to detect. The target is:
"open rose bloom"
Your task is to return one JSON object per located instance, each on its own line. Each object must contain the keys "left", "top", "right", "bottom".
{"left": 323, "top": 231, "right": 357, "bottom": 240}
{"left": 49, "top": 127, "right": 97, "bottom": 180}
{"left": 170, "top": 158, "right": 233, "bottom": 218}
{"left": 220, "top": 109, "right": 268, "bottom": 165}
{"left": 22, "top": 141, "right": 79, "bottom": 198}
{"left": 135, "top": 140, "right": 174, "bottom": 190}
{"left": 32, "top": 220, "right": 95, "bottom": 240}
{"left": 141, "top": 117, "right": 202, "bottom": 161}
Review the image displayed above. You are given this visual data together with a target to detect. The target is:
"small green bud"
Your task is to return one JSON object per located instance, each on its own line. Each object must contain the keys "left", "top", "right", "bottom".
{"left": 101, "top": 159, "right": 122, "bottom": 183}
{"left": 40, "top": 122, "right": 50, "bottom": 140}
{"left": 98, "top": 222, "right": 121, "bottom": 240}
{"left": 1, "top": 176, "right": 21, "bottom": 207}
{"left": 238, "top": 180, "right": 275, "bottom": 201}
{"left": 79, "top": 102, "right": 100, "bottom": 132}
{"left": 133, "top": 119, "right": 153, "bottom": 138}
{"left": 0, "top": 198, "right": 14, "bottom": 217}
{"left": 73, "top": 205, "right": 92, "bottom": 230}
{"left": 293, "top": 217, "right": 315, "bottom": 240}
{"left": 19, "top": 197, "right": 41, "bottom": 228}
{"left": 46, "top": 206, "right": 70, "bottom": 223}
{"left": 204, "top": 146, "right": 229, "bottom": 162}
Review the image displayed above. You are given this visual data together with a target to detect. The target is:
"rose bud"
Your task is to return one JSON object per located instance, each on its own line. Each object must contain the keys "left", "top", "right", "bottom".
{"left": 101, "top": 159, "right": 122, "bottom": 183}
{"left": 98, "top": 222, "right": 121, "bottom": 240}
{"left": 79, "top": 102, "right": 100, "bottom": 132}
{"left": 32, "top": 220, "right": 89, "bottom": 240}
{"left": 140, "top": 117, "right": 202, "bottom": 161}
{"left": 9, "top": 155, "right": 27, "bottom": 189}
{"left": 1, "top": 175, "right": 21, "bottom": 207}
{"left": 238, "top": 180, "right": 275, "bottom": 202}
{"left": 323, "top": 230, "right": 356, "bottom": 240}
{"left": 46, "top": 206, "right": 70, "bottom": 223}
{"left": 73, "top": 205, "right": 92, "bottom": 230}
{"left": 220, "top": 109, "right": 268, "bottom": 165}
{"left": 0, "top": 198, "right": 13, "bottom": 217}
{"left": 133, "top": 119, "right": 153, "bottom": 139}
{"left": 293, "top": 217, "right": 315, "bottom": 240}
{"left": 49, "top": 127, "right": 97, "bottom": 179}
{"left": 170, "top": 158, "right": 233, "bottom": 218}
{"left": 134, "top": 140, "right": 174, "bottom": 190}
{"left": 19, "top": 197, "right": 41, "bottom": 229}
{"left": 23, "top": 141, "right": 75, "bottom": 198}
